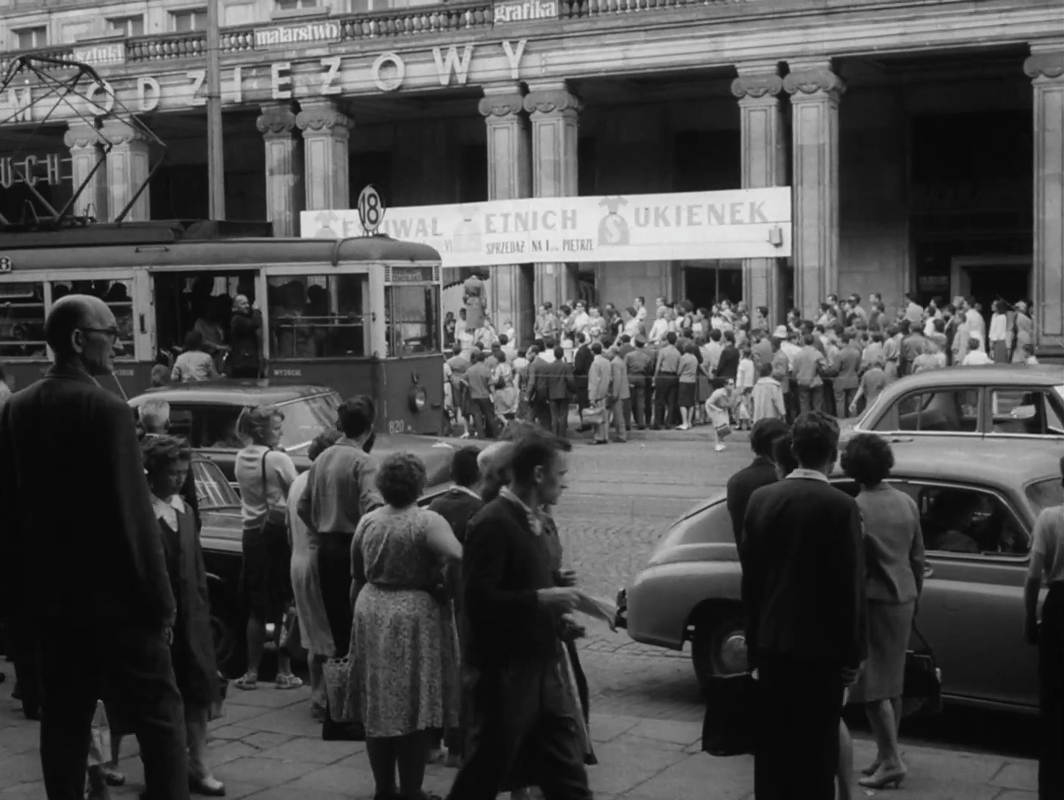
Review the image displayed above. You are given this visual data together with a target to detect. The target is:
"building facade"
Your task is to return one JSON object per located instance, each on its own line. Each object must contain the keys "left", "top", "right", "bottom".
{"left": 1, "top": 0, "right": 1062, "bottom": 349}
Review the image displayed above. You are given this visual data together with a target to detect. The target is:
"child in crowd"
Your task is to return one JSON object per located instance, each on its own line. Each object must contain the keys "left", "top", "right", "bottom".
{"left": 850, "top": 357, "right": 888, "bottom": 416}
{"left": 705, "top": 380, "right": 734, "bottom": 453}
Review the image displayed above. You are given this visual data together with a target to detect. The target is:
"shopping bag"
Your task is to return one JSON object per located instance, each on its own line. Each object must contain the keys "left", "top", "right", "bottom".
{"left": 583, "top": 406, "right": 604, "bottom": 425}
{"left": 902, "top": 622, "right": 942, "bottom": 719}
{"left": 88, "top": 701, "right": 111, "bottom": 768}
{"left": 322, "top": 656, "right": 360, "bottom": 724}
{"left": 701, "top": 672, "right": 756, "bottom": 757}
{"left": 715, "top": 424, "right": 733, "bottom": 440}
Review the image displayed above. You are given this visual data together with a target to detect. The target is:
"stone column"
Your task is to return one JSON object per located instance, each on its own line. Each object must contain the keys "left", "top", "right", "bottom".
{"left": 296, "top": 100, "right": 351, "bottom": 212}
{"left": 525, "top": 82, "right": 581, "bottom": 314}
{"left": 783, "top": 62, "right": 845, "bottom": 319}
{"left": 100, "top": 118, "right": 151, "bottom": 221}
{"left": 478, "top": 85, "right": 532, "bottom": 341}
{"left": 732, "top": 64, "right": 786, "bottom": 326}
{"left": 1024, "top": 48, "right": 1064, "bottom": 352}
{"left": 63, "top": 123, "right": 108, "bottom": 221}
{"left": 257, "top": 103, "right": 304, "bottom": 237}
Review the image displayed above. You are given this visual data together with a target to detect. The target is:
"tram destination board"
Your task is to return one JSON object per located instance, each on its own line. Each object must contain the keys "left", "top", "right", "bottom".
{"left": 388, "top": 266, "right": 435, "bottom": 283}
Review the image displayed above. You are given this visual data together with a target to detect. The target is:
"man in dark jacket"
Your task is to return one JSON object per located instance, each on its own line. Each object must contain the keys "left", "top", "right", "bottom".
{"left": 448, "top": 432, "right": 590, "bottom": 800}
{"left": 539, "top": 346, "right": 577, "bottom": 438}
{"left": 725, "top": 418, "right": 789, "bottom": 547}
{"left": 0, "top": 295, "right": 189, "bottom": 800}
{"left": 739, "top": 411, "right": 866, "bottom": 800}
{"left": 572, "top": 333, "right": 593, "bottom": 431}
{"left": 715, "top": 329, "right": 740, "bottom": 383}
{"left": 228, "top": 293, "right": 262, "bottom": 379}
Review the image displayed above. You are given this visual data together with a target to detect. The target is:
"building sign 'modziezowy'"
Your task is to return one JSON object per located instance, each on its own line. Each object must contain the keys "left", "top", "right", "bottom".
{"left": 254, "top": 20, "right": 342, "bottom": 49}
{"left": 301, "top": 188, "right": 793, "bottom": 265}
{"left": 494, "top": 0, "right": 559, "bottom": 23}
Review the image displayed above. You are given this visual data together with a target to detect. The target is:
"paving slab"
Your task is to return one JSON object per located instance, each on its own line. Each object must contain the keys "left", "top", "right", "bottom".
{"left": 213, "top": 755, "right": 322, "bottom": 786}
{"left": 257, "top": 736, "right": 363, "bottom": 765}
{"left": 0, "top": 757, "right": 40, "bottom": 787}
{"left": 0, "top": 727, "right": 37, "bottom": 755}
{"left": 589, "top": 713, "right": 641, "bottom": 743}
{"left": 285, "top": 763, "right": 378, "bottom": 794}
{"left": 624, "top": 718, "right": 702, "bottom": 747}
{"left": 240, "top": 731, "right": 296, "bottom": 751}
{"left": 629, "top": 752, "right": 752, "bottom": 800}
{"left": 584, "top": 736, "right": 691, "bottom": 796}
{"left": 991, "top": 762, "right": 1039, "bottom": 791}
{"left": 226, "top": 686, "right": 312, "bottom": 709}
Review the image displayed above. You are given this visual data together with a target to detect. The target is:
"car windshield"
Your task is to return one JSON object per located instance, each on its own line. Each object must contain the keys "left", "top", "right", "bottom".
{"left": 277, "top": 393, "right": 341, "bottom": 455}
{"left": 1026, "top": 478, "right": 1064, "bottom": 513}
{"left": 192, "top": 460, "right": 241, "bottom": 509}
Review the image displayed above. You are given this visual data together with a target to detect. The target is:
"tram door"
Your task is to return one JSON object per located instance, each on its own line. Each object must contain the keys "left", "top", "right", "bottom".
{"left": 151, "top": 270, "right": 259, "bottom": 364}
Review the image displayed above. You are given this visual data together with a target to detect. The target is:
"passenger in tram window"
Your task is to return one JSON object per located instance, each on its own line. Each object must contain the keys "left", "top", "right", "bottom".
{"left": 230, "top": 295, "right": 263, "bottom": 379}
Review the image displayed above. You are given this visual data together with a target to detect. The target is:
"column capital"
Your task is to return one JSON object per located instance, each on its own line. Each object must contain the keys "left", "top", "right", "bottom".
{"left": 295, "top": 101, "right": 352, "bottom": 136}
{"left": 783, "top": 65, "right": 846, "bottom": 100}
{"left": 98, "top": 119, "right": 152, "bottom": 147}
{"left": 1024, "top": 50, "right": 1064, "bottom": 80}
{"left": 523, "top": 83, "right": 582, "bottom": 117}
{"left": 257, "top": 104, "right": 299, "bottom": 138}
{"left": 63, "top": 122, "right": 105, "bottom": 150}
{"left": 478, "top": 85, "right": 526, "bottom": 119}
{"left": 731, "top": 72, "right": 784, "bottom": 100}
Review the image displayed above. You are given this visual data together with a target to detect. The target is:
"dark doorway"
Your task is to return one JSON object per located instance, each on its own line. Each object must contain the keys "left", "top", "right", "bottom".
{"left": 966, "top": 265, "right": 1031, "bottom": 324}
{"left": 684, "top": 264, "right": 743, "bottom": 310}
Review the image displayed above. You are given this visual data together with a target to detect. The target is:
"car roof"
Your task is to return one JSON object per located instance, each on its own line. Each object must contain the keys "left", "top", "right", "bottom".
{"left": 835, "top": 437, "right": 1061, "bottom": 487}
{"left": 879, "top": 364, "right": 1063, "bottom": 394}
{"left": 128, "top": 382, "right": 336, "bottom": 407}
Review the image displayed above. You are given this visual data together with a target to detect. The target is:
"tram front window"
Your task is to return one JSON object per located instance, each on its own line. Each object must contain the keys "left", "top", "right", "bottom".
{"left": 0, "top": 282, "right": 46, "bottom": 359}
{"left": 51, "top": 279, "right": 134, "bottom": 357}
{"left": 386, "top": 284, "right": 440, "bottom": 357}
{"left": 267, "top": 273, "right": 369, "bottom": 359}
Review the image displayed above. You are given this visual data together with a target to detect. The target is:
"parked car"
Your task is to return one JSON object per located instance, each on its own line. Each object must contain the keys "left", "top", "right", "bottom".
{"left": 193, "top": 455, "right": 455, "bottom": 675}
{"left": 616, "top": 438, "right": 1063, "bottom": 713}
{"left": 846, "top": 364, "right": 1063, "bottom": 441}
{"left": 128, "top": 381, "right": 464, "bottom": 490}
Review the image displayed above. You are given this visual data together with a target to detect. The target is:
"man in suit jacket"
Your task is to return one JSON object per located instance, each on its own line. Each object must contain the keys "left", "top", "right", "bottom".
{"left": 739, "top": 411, "right": 867, "bottom": 800}
{"left": 608, "top": 347, "right": 630, "bottom": 442}
{"left": 0, "top": 295, "right": 189, "bottom": 800}
{"left": 572, "top": 333, "right": 594, "bottom": 430}
{"left": 587, "top": 341, "right": 613, "bottom": 445}
{"left": 725, "top": 418, "right": 789, "bottom": 547}
{"left": 447, "top": 432, "right": 590, "bottom": 800}
{"left": 539, "top": 346, "right": 577, "bottom": 439}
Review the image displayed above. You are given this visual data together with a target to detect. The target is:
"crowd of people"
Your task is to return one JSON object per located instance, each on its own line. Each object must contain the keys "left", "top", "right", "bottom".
{"left": 443, "top": 291, "right": 1040, "bottom": 450}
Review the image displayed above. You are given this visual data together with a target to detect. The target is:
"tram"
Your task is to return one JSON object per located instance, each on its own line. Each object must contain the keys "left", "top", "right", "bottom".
{"left": 0, "top": 220, "right": 445, "bottom": 436}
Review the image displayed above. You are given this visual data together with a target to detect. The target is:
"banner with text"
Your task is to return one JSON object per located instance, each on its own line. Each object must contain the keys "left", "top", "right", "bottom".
{"left": 300, "top": 187, "right": 791, "bottom": 266}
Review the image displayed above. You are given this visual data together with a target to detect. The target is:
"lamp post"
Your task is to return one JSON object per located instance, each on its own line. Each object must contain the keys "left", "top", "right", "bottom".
{"left": 206, "top": 0, "right": 225, "bottom": 219}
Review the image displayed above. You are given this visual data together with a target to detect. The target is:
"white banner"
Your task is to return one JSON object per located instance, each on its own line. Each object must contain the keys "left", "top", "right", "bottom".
{"left": 300, "top": 187, "right": 791, "bottom": 265}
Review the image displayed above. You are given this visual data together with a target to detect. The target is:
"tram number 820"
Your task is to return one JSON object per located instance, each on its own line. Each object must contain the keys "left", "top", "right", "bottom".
{"left": 387, "top": 419, "right": 406, "bottom": 435}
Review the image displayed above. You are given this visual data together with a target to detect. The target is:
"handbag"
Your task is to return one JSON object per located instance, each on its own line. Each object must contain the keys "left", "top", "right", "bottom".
{"left": 701, "top": 672, "right": 756, "bottom": 756}
{"left": 902, "top": 621, "right": 942, "bottom": 719}
{"left": 583, "top": 406, "right": 604, "bottom": 424}
{"left": 322, "top": 616, "right": 362, "bottom": 726}
{"left": 715, "top": 423, "right": 733, "bottom": 440}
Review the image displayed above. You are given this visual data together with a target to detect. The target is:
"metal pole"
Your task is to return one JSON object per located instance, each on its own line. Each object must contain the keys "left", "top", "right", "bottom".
{"left": 206, "top": 0, "right": 225, "bottom": 219}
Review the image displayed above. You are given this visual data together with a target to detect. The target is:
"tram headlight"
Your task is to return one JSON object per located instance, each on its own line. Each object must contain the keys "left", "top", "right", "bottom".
{"left": 409, "top": 384, "right": 427, "bottom": 413}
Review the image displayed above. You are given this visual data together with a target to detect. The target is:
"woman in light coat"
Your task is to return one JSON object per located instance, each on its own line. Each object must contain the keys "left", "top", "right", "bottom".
{"left": 587, "top": 341, "right": 613, "bottom": 444}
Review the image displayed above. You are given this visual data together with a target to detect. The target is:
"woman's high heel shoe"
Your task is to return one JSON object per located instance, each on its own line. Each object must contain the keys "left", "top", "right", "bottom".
{"left": 858, "top": 765, "right": 907, "bottom": 790}
{"left": 859, "top": 758, "right": 883, "bottom": 777}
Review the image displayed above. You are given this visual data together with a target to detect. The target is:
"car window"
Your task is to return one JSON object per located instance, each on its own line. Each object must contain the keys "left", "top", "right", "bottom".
{"left": 892, "top": 481, "right": 1029, "bottom": 556}
{"left": 277, "top": 393, "right": 341, "bottom": 454}
{"left": 874, "top": 389, "right": 980, "bottom": 433}
{"left": 170, "top": 404, "right": 246, "bottom": 449}
{"left": 989, "top": 388, "right": 1064, "bottom": 437}
{"left": 192, "top": 460, "right": 241, "bottom": 509}
{"left": 1026, "top": 478, "right": 1064, "bottom": 513}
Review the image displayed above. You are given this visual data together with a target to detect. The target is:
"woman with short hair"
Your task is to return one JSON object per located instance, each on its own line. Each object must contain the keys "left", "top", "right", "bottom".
{"left": 351, "top": 452, "right": 462, "bottom": 800}
{"left": 841, "top": 434, "right": 926, "bottom": 790}
{"left": 234, "top": 405, "right": 302, "bottom": 690}
{"left": 171, "top": 329, "right": 218, "bottom": 383}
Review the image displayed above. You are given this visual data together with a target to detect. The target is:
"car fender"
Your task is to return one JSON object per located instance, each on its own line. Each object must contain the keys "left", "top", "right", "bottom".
{"left": 626, "top": 560, "right": 743, "bottom": 651}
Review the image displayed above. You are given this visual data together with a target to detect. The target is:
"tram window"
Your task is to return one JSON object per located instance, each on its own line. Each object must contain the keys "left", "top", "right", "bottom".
{"left": 51, "top": 279, "right": 135, "bottom": 358}
{"left": 267, "top": 274, "right": 369, "bottom": 359}
{"left": 0, "top": 282, "right": 46, "bottom": 359}
{"left": 153, "top": 273, "right": 256, "bottom": 361}
{"left": 385, "top": 284, "right": 440, "bottom": 357}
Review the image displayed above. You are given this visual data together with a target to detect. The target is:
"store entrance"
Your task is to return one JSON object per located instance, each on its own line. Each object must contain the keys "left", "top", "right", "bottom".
{"left": 683, "top": 262, "right": 742, "bottom": 310}
{"left": 952, "top": 257, "right": 1031, "bottom": 324}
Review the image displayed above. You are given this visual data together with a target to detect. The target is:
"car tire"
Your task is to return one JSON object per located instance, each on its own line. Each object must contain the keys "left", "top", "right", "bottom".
{"left": 208, "top": 590, "right": 247, "bottom": 678}
{"left": 691, "top": 608, "right": 748, "bottom": 693}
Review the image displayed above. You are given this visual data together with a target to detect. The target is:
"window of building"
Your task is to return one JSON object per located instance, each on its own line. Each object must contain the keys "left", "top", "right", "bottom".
{"left": 894, "top": 482, "right": 1029, "bottom": 556}
{"left": 16, "top": 26, "right": 48, "bottom": 50}
{"left": 0, "top": 283, "right": 47, "bottom": 359}
{"left": 50, "top": 279, "right": 135, "bottom": 358}
{"left": 107, "top": 16, "right": 145, "bottom": 37}
{"left": 989, "top": 387, "right": 1064, "bottom": 437}
{"left": 873, "top": 388, "right": 980, "bottom": 433}
{"left": 171, "top": 8, "right": 208, "bottom": 32}
{"left": 267, "top": 274, "right": 369, "bottom": 359}
{"left": 276, "top": 0, "right": 318, "bottom": 9}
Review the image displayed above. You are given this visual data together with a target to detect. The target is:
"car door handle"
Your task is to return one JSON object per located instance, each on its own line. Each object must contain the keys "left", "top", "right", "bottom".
{"left": 923, "top": 567, "right": 935, "bottom": 579}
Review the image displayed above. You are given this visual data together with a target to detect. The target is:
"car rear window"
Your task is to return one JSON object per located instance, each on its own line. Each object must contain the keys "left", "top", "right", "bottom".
{"left": 1026, "top": 478, "right": 1064, "bottom": 513}
{"left": 278, "top": 393, "right": 341, "bottom": 453}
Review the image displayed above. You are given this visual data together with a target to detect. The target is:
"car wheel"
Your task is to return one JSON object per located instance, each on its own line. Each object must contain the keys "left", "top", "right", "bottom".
{"left": 691, "top": 608, "right": 748, "bottom": 692}
{"left": 208, "top": 592, "right": 247, "bottom": 678}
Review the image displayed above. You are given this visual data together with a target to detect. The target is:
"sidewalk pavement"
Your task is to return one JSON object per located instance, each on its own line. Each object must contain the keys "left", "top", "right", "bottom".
{"left": 0, "top": 675, "right": 1038, "bottom": 800}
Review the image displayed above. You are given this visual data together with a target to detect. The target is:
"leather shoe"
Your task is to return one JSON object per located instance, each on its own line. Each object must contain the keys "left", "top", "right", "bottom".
{"left": 189, "top": 776, "right": 226, "bottom": 797}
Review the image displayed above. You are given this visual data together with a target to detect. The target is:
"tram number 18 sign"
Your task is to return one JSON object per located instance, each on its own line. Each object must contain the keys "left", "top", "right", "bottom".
{"left": 357, "top": 185, "right": 385, "bottom": 235}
